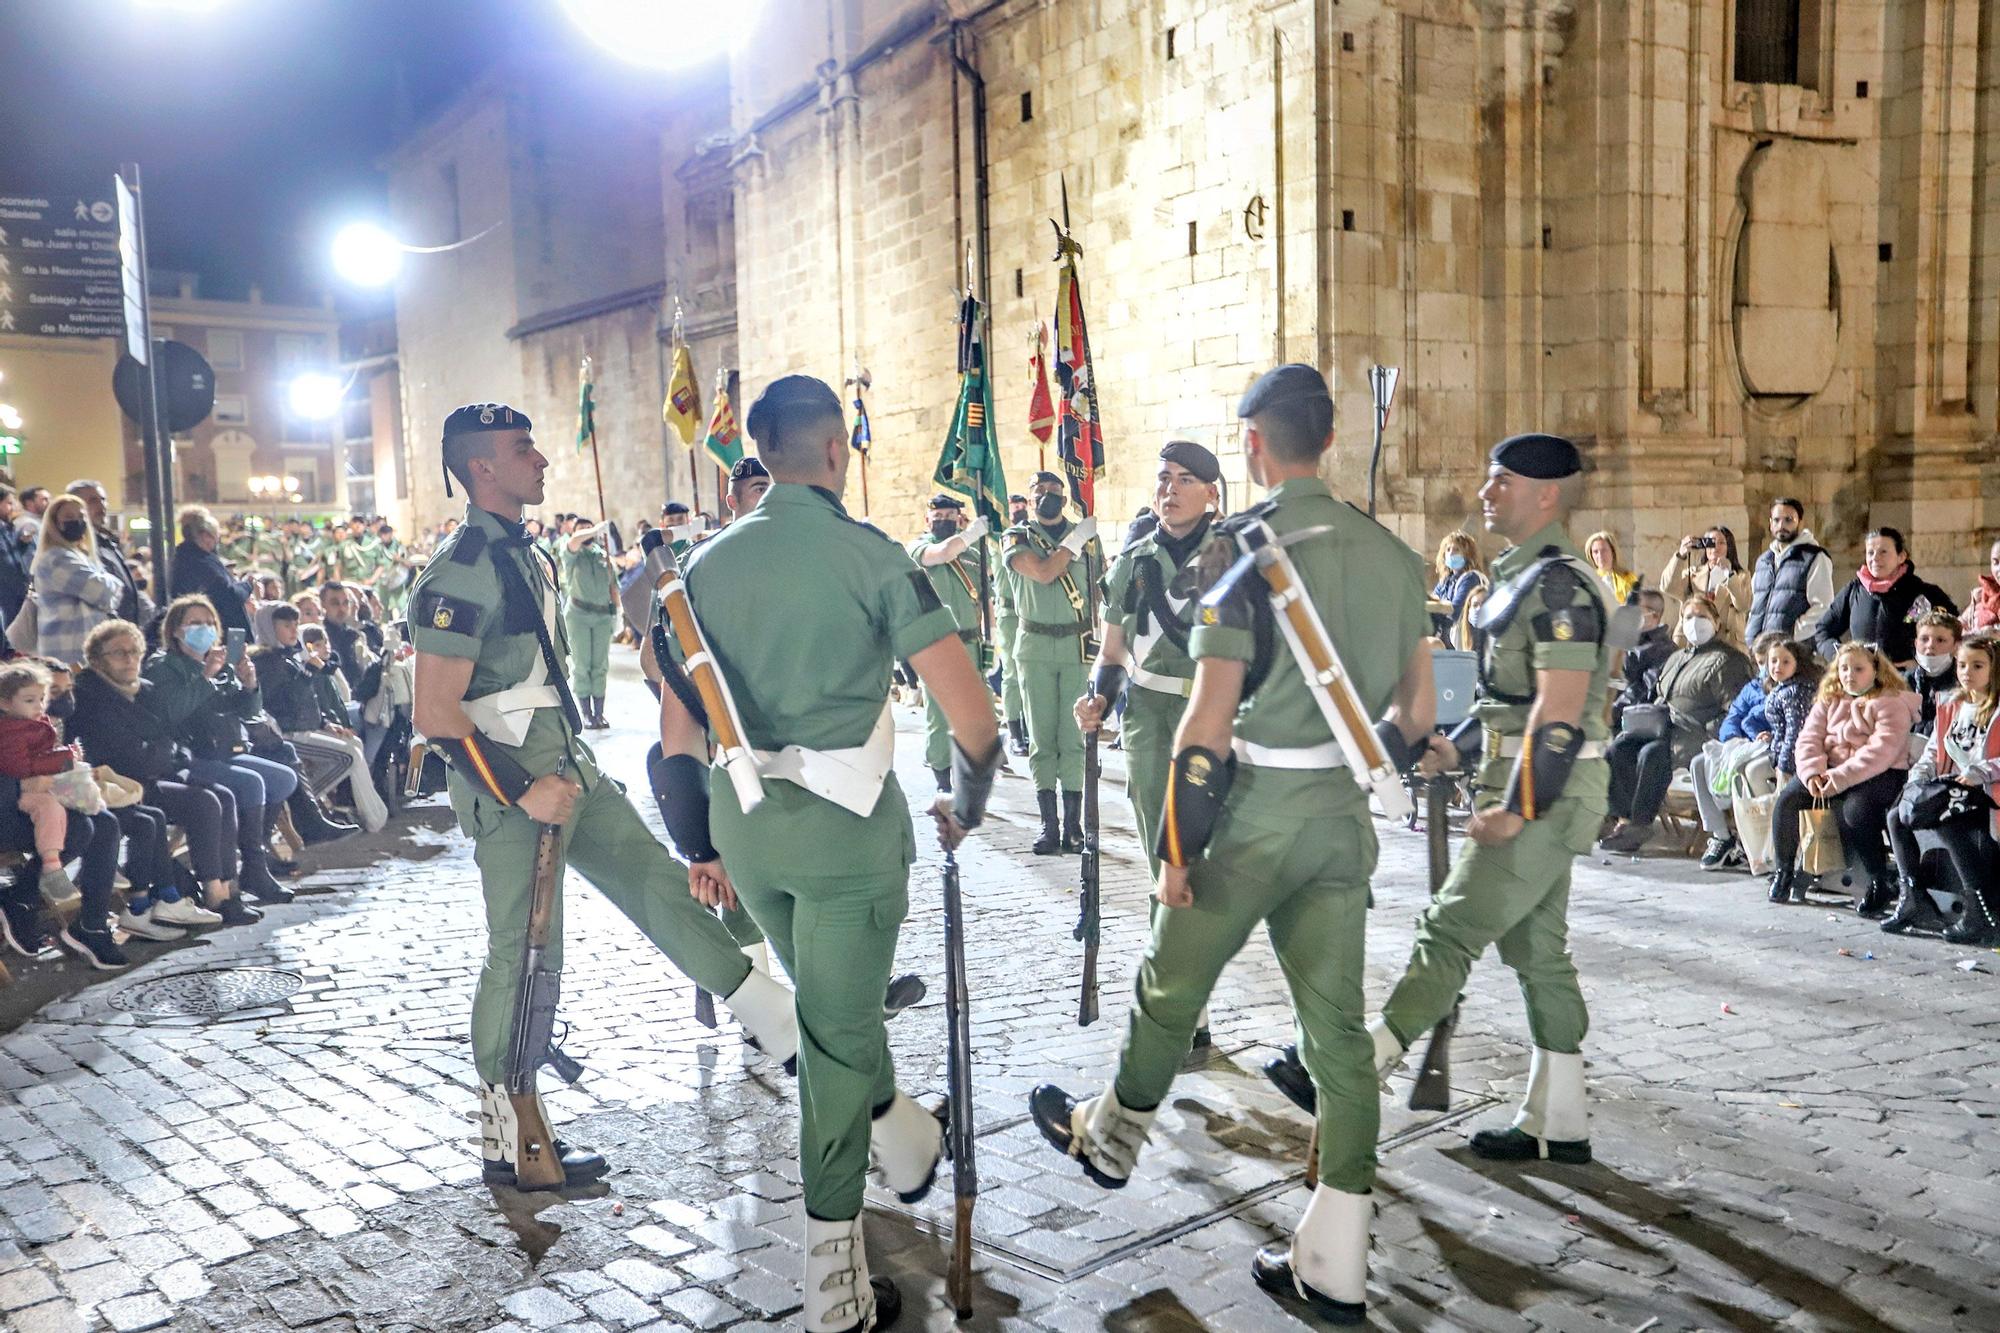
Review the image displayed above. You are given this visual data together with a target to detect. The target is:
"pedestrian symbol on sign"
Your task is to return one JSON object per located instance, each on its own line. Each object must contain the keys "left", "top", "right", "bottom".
{"left": 74, "top": 200, "right": 89, "bottom": 221}
{"left": 0, "top": 311, "right": 14, "bottom": 331}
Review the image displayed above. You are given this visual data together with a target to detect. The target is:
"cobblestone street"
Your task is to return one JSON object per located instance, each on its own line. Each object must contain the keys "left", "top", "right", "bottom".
{"left": 0, "top": 657, "right": 1995, "bottom": 1332}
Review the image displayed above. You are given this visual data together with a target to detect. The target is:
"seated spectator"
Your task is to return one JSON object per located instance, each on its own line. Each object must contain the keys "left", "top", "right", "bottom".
{"left": 170, "top": 506, "right": 255, "bottom": 637}
{"left": 321, "top": 581, "right": 388, "bottom": 763}
{"left": 1769, "top": 643, "right": 1919, "bottom": 911}
{"left": 1965, "top": 538, "right": 2000, "bottom": 633}
{"left": 1428, "top": 531, "right": 1487, "bottom": 649}
{"left": 0, "top": 769, "right": 124, "bottom": 966}
{"left": 144, "top": 594, "right": 300, "bottom": 906}
{"left": 72, "top": 619, "right": 242, "bottom": 929}
{"left": 250, "top": 573, "right": 288, "bottom": 646}
{"left": 1619, "top": 589, "right": 1675, "bottom": 711}
{"left": 1586, "top": 530, "right": 1640, "bottom": 605}
{"left": 1761, "top": 637, "right": 1821, "bottom": 787}
{"left": 294, "top": 589, "right": 324, "bottom": 624}
{"left": 1602, "top": 595, "right": 1757, "bottom": 852}
{"left": 0, "top": 662, "right": 82, "bottom": 909}
{"left": 1884, "top": 634, "right": 2000, "bottom": 941}
{"left": 253, "top": 606, "right": 387, "bottom": 832}
{"left": 1909, "top": 611, "right": 1961, "bottom": 734}
{"left": 31, "top": 492, "right": 126, "bottom": 666}
{"left": 1814, "top": 526, "right": 1956, "bottom": 669}
{"left": 1690, "top": 630, "right": 1790, "bottom": 870}
{"left": 1661, "top": 526, "right": 1751, "bottom": 639}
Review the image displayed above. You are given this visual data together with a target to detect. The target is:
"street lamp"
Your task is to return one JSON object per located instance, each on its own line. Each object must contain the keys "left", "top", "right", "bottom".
{"left": 288, "top": 372, "right": 344, "bottom": 421}
{"left": 0, "top": 404, "right": 20, "bottom": 432}
{"left": 329, "top": 219, "right": 502, "bottom": 290}
{"left": 556, "top": 0, "right": 761, "bottom": 69}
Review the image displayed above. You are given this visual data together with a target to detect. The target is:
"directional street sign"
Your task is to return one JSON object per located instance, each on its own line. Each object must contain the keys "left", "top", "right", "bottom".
{"left": 0, "top": 184, "right": 123, "bottom": 341}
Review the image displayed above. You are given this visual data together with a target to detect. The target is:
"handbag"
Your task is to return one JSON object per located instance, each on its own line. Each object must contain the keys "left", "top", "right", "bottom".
{"left": 1732, "top": 774, "right": 1777, "bottom": 874}
{"left": 92, "top": 766, "right": 145, "bottom": 810}
{"left": 1902, "top": 777, "right": 1997, "bottom": 830}
{"left": 1621, "top": 703, "right": 1669, "bottom": 741}
{"left": 6, "top": 592, "right": 38, "bottom": 656}
{"left": 1798, "top": 797, "right": 1846, "bottom": 876}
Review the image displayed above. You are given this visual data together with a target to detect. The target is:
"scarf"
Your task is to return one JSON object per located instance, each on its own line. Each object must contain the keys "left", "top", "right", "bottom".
{"left": 96, "top": 668, "right": 142, "bottom": 702}
{"left": 1855, "top": 560, "right": 1909, "bottom": 596}
{"left": 1974, "top": 575, "right": 2000, "bottom": 628}
{"left": 1153, "top": 513, "right": 1213, "bottom": 570}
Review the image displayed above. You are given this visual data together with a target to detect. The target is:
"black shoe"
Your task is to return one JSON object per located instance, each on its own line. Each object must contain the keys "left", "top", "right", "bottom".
{"left": 238, "top": 850, "right": 295, "bottom": 905}
{"left": 1767, "top": 867, "right": 1796, "bottom": 904}
{"left": 1857, "top": 875, "right": 1896, "bottom": 920}
{"left": 1945, "top": 886, "right": 2000, "bottom": 945}
{"left": 214, "top": 896, "right": 263, "bottom": 927}
{"left": 1007, "top": 719, "right": 1029, "bottom": 757}
{"left": 59, "top": 924, "right": 130, "bottom": 971}
{"left": 1032, "top": 790, "right": 1061, "bottom": 855}
{"left": 1250, "top": 1245, "right": 1365, "bottom": 1326}
{"left": 1598, "top": 820, "right": 1653, "bottom": 854}
{"left": 1467, "top": 1126, "right": 1591, "bottom": 1163}
{"left": 1699, "top": 834, "right": 1738, "bottom": 871}
{"left": 1060, "top": 790, "right": 1084, "bottom": 854}
{"left": 0, "top": 899, "right": 49, "bottom": 957}
{"left": 481, "top": 1140, "right": 612, "bottom": 1190}
{"left": 883, "top": 973, "right": 926, "bottom": 1018}
{"left": 932, "top": 766, "right": 951, "bottom": 794}
{"left": 1882, "top": 876, "right": 1943, "bottom": 934}
{"left": 1027, "top": 1084, "right": 1127, "bottom": 1190}
{"left": 590, "top": 697, "right": 611, "bottom": 730}
{"left": 1263, "top": 1045, "right": 1318, "bottom": 1116}
{"left": 288, "top": 789, "right": 357, "bottom": 845}
{"left": 849, "top": 1276, "right": 901, "bottom": 1332}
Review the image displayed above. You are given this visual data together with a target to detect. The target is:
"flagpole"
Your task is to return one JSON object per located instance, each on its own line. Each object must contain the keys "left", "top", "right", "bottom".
{"left": 579, "top": 354, "right": 618, "bottom": 606}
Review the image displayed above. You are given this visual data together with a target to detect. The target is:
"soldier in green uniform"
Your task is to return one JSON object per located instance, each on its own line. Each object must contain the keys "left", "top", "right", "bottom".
{"left": 408, "top": 402, "right": 800, "bottom": 1193}
{"left": 1006, "top": 469, "right": 1103, "bottom": 854}
{"left": 1030, "top": 366, "right": 1435, "bottom": 1327}
{"left": 556, "top": 516, "right": 619, "bottom": 731}
{"left": 375, "top": 520, "right": 414, "bottom": 616}
{"left": 653, "top": 375, "right": 1001, "bottom": 1333}
{"left": 995, "top": 493, "right": 1030, "bottom": 755}
{"left": 286, "top": 518, "right": 324, "bottom": 594}
{"left": 334, "top": 516, "right": 387, "bottom": 590}
{"left": 662, "top": 501, "right": 696, "bottom": 566}
{"left": 906, "top": 493, "right": 990, "bottom": 792}
{"left": 247, "top": 519, "right": 291, "bottom": 585}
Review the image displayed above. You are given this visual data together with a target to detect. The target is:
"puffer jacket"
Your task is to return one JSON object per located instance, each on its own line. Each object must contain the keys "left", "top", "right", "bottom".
{"left": 142, "top": 649, "right": 263, "bottom": 761}
{"left": 1795, "top": 689, "right": 1922, "bottom": 792}
{"left": 1651, "top": 639, "right": 1758, "bottom": 766}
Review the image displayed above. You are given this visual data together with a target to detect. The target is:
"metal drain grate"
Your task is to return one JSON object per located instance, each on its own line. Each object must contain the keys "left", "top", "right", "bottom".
{"left": 107, "top": 967, "right": 304, "bottom": 1018}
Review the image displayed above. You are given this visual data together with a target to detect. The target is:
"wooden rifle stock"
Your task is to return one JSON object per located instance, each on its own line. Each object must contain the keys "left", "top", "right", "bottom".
{"left": 506, "top": 805, "right": 568, "bottom": 1191}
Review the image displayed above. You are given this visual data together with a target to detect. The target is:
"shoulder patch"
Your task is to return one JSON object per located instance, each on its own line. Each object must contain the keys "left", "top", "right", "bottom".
{"left": 448, "top": 526, "right": 488, "bottom": 566}
{"left": 413, "top": 590, "right": 484, "bottom": 637}
{"left": 1538, "top": 561, "right": 1586, "bottom": 610}
{"left": 906, "top": 569, "right": 945, "bottom": 615}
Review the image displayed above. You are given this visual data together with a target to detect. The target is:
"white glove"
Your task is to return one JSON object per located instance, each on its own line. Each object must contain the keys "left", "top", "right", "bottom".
{"left": 959, "top": 515, "right": 989, "bottom": 546}
{"left": 1060, "top": 515, "right": 1098, "bottom": 555}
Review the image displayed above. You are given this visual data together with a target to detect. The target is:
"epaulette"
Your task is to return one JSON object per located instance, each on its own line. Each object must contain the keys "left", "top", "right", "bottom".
{"left": 1214, "top": 499, "right": 1279, "bottom": 537}
{"left": 448, "top": 526, "right": 487, "bottom": 565}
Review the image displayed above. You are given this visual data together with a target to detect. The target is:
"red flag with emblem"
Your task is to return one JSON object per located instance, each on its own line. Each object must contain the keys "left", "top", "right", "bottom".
{"left": 1052, "top": 235, "right": 1101, "bottom": 516}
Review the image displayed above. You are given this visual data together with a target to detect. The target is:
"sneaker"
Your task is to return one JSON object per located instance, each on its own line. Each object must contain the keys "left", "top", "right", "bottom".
{"left": 38, "top": 865, "right": 81, "bottom": 910}
{"left": 116, "top": 904, "right": 187, "bottom": 943}
{"left": 153, "top": 897, "right": 225, "bottom": 928}
{"left": 60, "top": 924, "right": 130, "bottom": 971}
{"left": 1, "top": 899, "right": 49, "bottom": 956}
{"left": 1699, "top": 834, "right": 1738, "bottom": 871}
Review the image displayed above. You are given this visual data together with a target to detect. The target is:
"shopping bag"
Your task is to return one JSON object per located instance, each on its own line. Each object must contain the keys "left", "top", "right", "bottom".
{"left": 1732, "top": 777, "right": 1776, "bottom": 874}
{"left": 1798, "top": 797, "right": 1844, "bottom": 877}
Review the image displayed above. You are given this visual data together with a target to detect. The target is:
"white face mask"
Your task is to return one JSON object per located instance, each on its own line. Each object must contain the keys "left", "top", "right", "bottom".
{"left": 1916, "top": 652, "right": 1954, "bottom": 677}
{"left": 1683, "top": 618, "right": 1716, "bottom": 646}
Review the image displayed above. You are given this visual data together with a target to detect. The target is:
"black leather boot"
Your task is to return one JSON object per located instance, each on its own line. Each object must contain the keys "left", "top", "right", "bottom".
{"left": 1856, "top": 873, "right": 1897, "bottom": 920}
{"left": 591, "top": 696, "right": 611, "bottom": 730}
{"left": 1945, "top": 881, "right": 2000, "bottom": 945}
{"left": 1881, "top": 874, "right": 1942, "bottom": 934}
{"left": 932, "top": 766, "right": 951, "bottom": 794}
{"left": 238, "top": 839, "right": 294, "bottom": 905}
{"left": 288, "top": 786, "right": 357, "bottom": 845}
{"left": 1766, "top": 865, "right": 1795, "bottom": 904}
{"left": 1008, "top": 718, "right": 1029, "bottom": 756}
{"left": 1060, "top": 791, "right": 1084, "bottom": 854}
{"left": 1032, "top": 790, "right": 1061, "bottom": 855}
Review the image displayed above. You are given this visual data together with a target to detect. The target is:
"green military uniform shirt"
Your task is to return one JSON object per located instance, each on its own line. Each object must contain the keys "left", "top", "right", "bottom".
{"left": 904, "top": 536, "right": 982, "bottom": 649}
{"left": 1004, "top": 518, "right": 1101, "bottom": 663}
{"left": 556, "top": 538, "right": 618, "bottom": 615}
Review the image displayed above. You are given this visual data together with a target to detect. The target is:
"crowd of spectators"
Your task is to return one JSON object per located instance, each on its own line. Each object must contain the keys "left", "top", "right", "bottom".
{"left": 0, "top": 484, "right": 433, "bottom": 971}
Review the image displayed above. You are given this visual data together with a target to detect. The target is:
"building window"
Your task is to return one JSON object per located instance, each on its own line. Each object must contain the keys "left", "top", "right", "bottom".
{"left": 1735, "top": 0, "right": 1807, "bottom": 87}
{"left": 213, "top": 394, "right": 249, "bottom": 426}
{"left": 206, "top": 329, "right": 244, "bottom": 371}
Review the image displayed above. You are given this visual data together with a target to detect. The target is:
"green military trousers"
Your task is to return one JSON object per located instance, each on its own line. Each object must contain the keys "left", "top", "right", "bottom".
{"left": 1112, "top": 785, "right": 1381, "bottom": 1194}
{"left": 997, "top": 621, "right": 1023, "bottom": 724}
{"left": 1120, "top": 684, "right": 1186, "bottom": 878}
{"left": 1021, "top": 656, "right": 1087, "bottom": 791}
{"left": 714, "top": 774, "right": 914, "bottom": 1222}
{"left": 457, "top": 770, "right": 756, "bottom": 1085}
{"left": 1378, "top": 801, "right": 1591, "bottom": 1056}
{"left": 564, "top": 608, "right": 617, "bottom": 700}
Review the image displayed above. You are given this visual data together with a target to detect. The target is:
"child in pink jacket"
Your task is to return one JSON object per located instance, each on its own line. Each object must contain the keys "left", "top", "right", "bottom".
{"left": 1768, "top": 643, "right": 1920, "bottom": 908}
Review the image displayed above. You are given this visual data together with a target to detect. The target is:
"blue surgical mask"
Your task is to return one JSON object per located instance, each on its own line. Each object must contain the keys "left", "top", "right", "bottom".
{"left": 1445, "top": 553, "right": 1468, "bottom": 572}
{"left": 179, "top": 624, "right": 220, "bottom": 656}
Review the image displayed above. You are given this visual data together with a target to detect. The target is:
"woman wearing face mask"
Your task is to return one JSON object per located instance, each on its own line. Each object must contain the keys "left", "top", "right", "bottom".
{"left": 29, "top": 493, "right": 127, "bottom": 667}
{"left": 1600, "top": 595, "right": 1756, "bottom": 853}
{"left": 1964, "top": 539, "right": 2000, "bottom": 633}
{"left": 1883, "top": 635, "right": 2000, "bottom": 941}
{"left": 1813, "top": 526, "right": 1956, "bottom": 669}
{"left": 1428, "top": 532, "right": 1486, "bottom": 649}
{"left": 1770, "top": 643, "right": 1920, "bottom": 910}
{"left": 143, "top": 595, "right": 301, "bottom": 907}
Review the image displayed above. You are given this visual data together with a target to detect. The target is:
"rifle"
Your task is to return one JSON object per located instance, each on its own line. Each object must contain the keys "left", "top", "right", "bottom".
{"left": 1075, "top": 535, "right": 1101, "bottom": 1028}
{"left": 504, "top": 759, "right": 582, "bottom": 1191}
{"left": 941, "top": 851, "right": 977, "bottom": 1316}
{"left": 1407, "top": 772, "right": 1459, "bottom": 1112}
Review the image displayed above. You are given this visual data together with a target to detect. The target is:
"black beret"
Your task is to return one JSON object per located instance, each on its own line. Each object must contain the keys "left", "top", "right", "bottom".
{"left": 663, "top": 501, "right": 691, "bottom": 517}
{"left": 1489, "top": 432, "right": 1581, "bottom": 480}
{"left": 442, "top": 403, "right": 531, "bottom": 440}
{"left": 1008, "top": 494, "right": 1027, "bottom": 504}
{"left": 729, "top": 456, "right": 771, "bottom": 482}
{"left": 1159, "top": 439, "right": 1221, "bottom": 484}
{"left": 1033, "top": 470, "right": 1063, "bottom": 487}
{"left": 744, "top": 374, "right": 842, "bottom": 445}
{"left": 928, "top": 493, "right": 966, "bottom": 510}
{"left": 1236, "top": 364, "right": 1331, "bottom": 419}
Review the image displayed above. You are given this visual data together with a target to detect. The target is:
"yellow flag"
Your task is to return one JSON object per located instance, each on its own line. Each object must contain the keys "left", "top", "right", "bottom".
{"left": 663, "top": 342, "right": 701, "bottom": 447}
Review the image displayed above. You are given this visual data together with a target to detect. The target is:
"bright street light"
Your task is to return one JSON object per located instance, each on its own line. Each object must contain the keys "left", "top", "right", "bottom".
{"left": 0, "top": 403, "right": 20, "bottom": 432}
{"left": 557, "top": 0, "right": 761, "bottom": 70}
{"left": 288, "top": 373, "right": 344, "bottom": 421}
{"left": 331, "top": 222, "right": 404, "bottom": 288}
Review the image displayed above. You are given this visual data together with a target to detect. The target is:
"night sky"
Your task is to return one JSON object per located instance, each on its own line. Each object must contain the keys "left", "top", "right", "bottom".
{"left": 0, "top": 0, "right": 613, "bottom": 312}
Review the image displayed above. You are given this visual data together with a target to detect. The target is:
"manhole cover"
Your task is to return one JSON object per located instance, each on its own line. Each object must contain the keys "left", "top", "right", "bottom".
{"left": 107, "top": 967, "right": 304, "bottom": 1018}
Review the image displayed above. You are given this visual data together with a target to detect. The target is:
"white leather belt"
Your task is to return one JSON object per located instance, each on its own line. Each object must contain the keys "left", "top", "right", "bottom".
{"left": 1493, "top": 732, "right": 1606, "bottom": 760}
{"left": 1131, "top": 666, "right": 1192, "bottom": 697}
{"left": 750, "top": 701, "right": 896, "bottom": 817}
{"left": 463, "top": 684, "right": 561, "bottom": 748}
{"left": 1232, "top": 736, "right": 1348, "bottom": 770}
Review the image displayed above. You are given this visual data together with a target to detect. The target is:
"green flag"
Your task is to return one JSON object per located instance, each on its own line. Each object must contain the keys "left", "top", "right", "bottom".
{"left": 933, "top": 291, "right": 1008, "bottom": 529}
{"left": 576, "top": 356, "right": 596, "bottom": 452}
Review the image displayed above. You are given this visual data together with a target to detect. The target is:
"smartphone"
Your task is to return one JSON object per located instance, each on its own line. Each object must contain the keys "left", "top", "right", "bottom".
{"left": 225, "top": 628, "right": 247, "bottom": 666}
